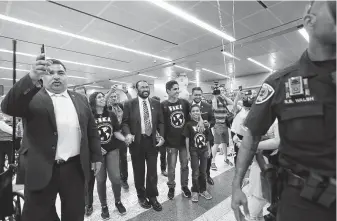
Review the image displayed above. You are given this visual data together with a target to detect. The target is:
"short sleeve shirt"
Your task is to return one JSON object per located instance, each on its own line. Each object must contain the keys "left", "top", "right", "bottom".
{"left": 244, "top": 51, "right": 336, "bottom": 176}
{"left": 95, "top": 111, "right": 120, "bottom": 152}
{"left": 161, "top": 99, "right": 190, "bottom": 147}
{"left": 183, "top": 120, "right": 209, "bottom": 152}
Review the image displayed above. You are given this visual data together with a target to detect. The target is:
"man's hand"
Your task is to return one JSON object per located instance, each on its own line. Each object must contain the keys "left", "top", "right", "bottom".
{"left": 187, "top": 152, "right": 191, "bottom": 161}
{"left": 92, "top": 162, "right": 102, "bottom": 176}
{"left": 156, "top": 136, "right": 165, "bottom": 147}
{"left": 207, "top": 150, "right": 211, "bottom": 158}
{"left": 231, "top": 187, "right": 250, "bottom": 221}
{"left": 196, "top": 120, "right": 205, "bottom": 133}
{"left": 101, "top": 147, "right": 107, "bottom": 156}
{"left": 125, "top": 134, "right": 134, "bottom": 145}
{"left": 203, "top": 120, "right": 210, "bottom": 128}
{"left": 122, "top": 85, "right": 128, "bottom": 94}
{"left": 29, "top": 54, "right": 52, "bottom": 83}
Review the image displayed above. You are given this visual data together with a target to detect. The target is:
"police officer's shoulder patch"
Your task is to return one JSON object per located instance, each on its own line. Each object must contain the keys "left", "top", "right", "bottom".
{"left": 256, "top": 83, "right": 275, "bottom": 104}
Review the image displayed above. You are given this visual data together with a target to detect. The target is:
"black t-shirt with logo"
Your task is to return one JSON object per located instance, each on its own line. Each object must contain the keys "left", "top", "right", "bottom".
{"left": 94, "top": 111, "right": 120, "bottom": 152}
{"left": 183, "top": 120, "right": 210, "bottom": 152}
{"left": 161, "top": 99, "right": 190, "bottom": 147}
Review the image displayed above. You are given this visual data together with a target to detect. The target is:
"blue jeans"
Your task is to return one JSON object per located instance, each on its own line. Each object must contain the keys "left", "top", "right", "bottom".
{"left": 190, "top": 150, "right": 208, "bottom": 193}
{"left": 167, "top": 146, "right": 189, "bottom": 189}
{"left": 96, "top": 149, "right": 121, "bottom": 205}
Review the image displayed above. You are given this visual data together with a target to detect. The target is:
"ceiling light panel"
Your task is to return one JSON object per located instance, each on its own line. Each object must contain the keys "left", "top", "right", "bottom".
{"left": 0, "top": 14, "right": 171, "bottom": 61}
{"left": 247, "top": 58, "right": 273, "bottom": 72}
{"left": 298, "top": 28, "right": 309, "bottom": 42}
{"left": 138, "top": 74, "right": 158, "bottom": 79}
{"left": 147, "top": 0, "right": 236, "bottom": 42}
{"left": 174, "top": 65, "right": 193, "bottom": 72}
{"left": 202, "top": 68, "right": 230, "bottom": 79}
{"left": 0, "top": 48, "right": 129, "bottom": 73}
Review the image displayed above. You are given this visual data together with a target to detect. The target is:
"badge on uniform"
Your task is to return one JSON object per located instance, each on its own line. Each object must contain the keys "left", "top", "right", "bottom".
{"left": 256, "top": 83, "right": 275, "bottom": 104}
{"left": 284, "top": 77, "right": 314, "bottom": 104}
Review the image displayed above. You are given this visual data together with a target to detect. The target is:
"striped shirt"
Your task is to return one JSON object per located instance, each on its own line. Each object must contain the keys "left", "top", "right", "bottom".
{"left": 214, "top": 97, "right": 230, "bottom": 124}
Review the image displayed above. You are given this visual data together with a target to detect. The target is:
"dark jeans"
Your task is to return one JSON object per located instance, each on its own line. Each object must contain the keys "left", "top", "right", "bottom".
{"left": 191, "top": 150, "right": 208, "bottom": 193}
{"left": 277, "top": 185, "right": 336, "bottom": 221}
{"left": 131, "top": 136, "right": 158, "bottom": 198}
{"left": 0, "top": 141, "right": 13, "bottom": 173}
{"left": 119, "top": 142, "right": 128, "bottom": 182}
{"left": 96, "top": 149, "right": 121, "bottom": 205}
{"left": 22, "top": 157, "right": 84, "bottom": 221}
{"left": 167, "top": 146, "right": 189, "bottom": 189}
{"left": 159, "top": 145, "right": 167, "bottom": 171}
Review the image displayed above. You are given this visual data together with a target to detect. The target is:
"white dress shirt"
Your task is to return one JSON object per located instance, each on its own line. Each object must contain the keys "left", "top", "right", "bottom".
{"left": 46, "top": 89, "right": 81, "bottom": 161}
{"left": 138, "top": 96, "right": 152, "bottom": 134}
{"left": 192, "top": 101, "right": 201, "bottom": 106}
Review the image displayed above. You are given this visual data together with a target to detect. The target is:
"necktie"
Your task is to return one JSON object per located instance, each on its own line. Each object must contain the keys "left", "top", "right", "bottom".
{"left": 143, "top": 100, "right": 152, "bottom": 136}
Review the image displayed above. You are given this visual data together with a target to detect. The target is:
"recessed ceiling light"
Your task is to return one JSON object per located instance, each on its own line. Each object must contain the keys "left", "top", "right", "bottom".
{"left": 247, "top": 58, "right": 273, "bottom": 72}
{"left": 0, "top": 66, "right": 29, "bottom": 72}
{"left": 222, "top": 51, "right": 240, "bottom": 61}
{"left": 0, "top": 77, "right": 18, "bottom": 81}
{"left": 174, "top": 65, "right": 193, "bottom": 72}
{"left": 68, "top": 75, "right": 88, "bottom": 79}
{"left": 85, "top": 85, "right": 104, "bottom": 88}
{"left": 0, "top": 48, "right": 130, "bottom": 73}
{"left": 298, "top": 28, "right": 309, "bottom": 42}
{"left": 202, "top": 68, "right": 230, "bottom": 79}
{"left": 147, "top": 0, "right": 235, "bottom": 42}
{"left": 0, "top": 14, "right": 171, "bottom": 61}
{"left": 138, "top": 74, "right": 158, "bottom": 79}
{"left": 109, "top": 79, "right": 129, "bottom": 84}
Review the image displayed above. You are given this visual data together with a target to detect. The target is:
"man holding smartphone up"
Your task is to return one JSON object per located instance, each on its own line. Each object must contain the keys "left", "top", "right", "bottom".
{"left": 1, "top": 47, "right": 102, "bottom": 221}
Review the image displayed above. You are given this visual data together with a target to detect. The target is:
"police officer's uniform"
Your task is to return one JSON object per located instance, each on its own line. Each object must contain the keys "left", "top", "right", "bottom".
{"left": 244, "top": 51, "right": 336, "bottom": 221}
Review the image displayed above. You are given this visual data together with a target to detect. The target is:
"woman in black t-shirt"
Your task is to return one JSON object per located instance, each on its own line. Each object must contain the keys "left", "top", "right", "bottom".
{"left": 87, "top": 92, "right": 127, "bottom": 219}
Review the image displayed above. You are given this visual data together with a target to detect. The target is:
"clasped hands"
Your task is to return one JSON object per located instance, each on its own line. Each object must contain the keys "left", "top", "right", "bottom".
{"left": 124, "top": 134, "right": 165, "bottom": 147}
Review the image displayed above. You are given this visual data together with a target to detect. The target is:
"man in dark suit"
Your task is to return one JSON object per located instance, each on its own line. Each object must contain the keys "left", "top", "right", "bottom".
{"left": 122, "top": 80, "right": 165, "bottom": 212}
{"left": 1, "top": 54, "right": 102, "bottom": 221}
{"left": 191, "top": 87, "right": 215, "bottom": 185}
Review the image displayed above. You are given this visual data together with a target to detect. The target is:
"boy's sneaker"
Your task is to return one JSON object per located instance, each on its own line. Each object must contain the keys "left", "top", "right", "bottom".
{"left": 211, "top": 163, "right": 217, "bottom": 171}
{"left": 225, "top": 159, "right": 233, "bottom": 167}
{"left": 168, "top": 188, "right": 175, "bottom": 200}
{"left": 115, "top": 201, "right": 126, "bottom": 215}
{"left": 182, "top": 186, "right": 192, "bottom": 198}
{"left": 191, "top": 192, "right": 199, "bottom": 202}
{"left": 200, "top": 191, "right": 213, "bottom": 200}
{"left": 101, "top": 206, "right": 110, "bottom": 220}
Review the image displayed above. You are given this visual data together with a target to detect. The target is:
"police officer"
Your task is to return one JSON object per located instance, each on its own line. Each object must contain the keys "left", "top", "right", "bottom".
{"left": 231, "top": 1, "right": 336, "bottom": 221}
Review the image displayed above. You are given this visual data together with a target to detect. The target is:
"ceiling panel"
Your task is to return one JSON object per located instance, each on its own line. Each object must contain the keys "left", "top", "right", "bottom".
{"left": 0, "top": 1, "right": 310, "bottom": 92}
{"left": 269, "top": 1, "right": 308, "bottom": 24}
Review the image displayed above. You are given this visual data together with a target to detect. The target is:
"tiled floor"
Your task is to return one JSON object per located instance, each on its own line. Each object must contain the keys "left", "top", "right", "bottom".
{"left": 23, "top": 146, "right": 244, "bottom": 221}
{"left": 75, "top": 148, "right": 238, "bottom": 221}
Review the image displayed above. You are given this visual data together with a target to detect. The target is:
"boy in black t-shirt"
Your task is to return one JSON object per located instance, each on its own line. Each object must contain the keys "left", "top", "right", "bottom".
{"left": 161, "top": 80, "right": 192, "bottom": 199}
{"left": 183, "top": 105, "right": 213, "bottom": 202}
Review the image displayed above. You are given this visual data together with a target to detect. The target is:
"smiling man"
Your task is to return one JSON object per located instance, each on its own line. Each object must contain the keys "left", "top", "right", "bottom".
{"left": 161, "top": 80, "right": 192, "bottom": 200}
{"left": 1, "top": 56, "right": 102, "bottom": 221}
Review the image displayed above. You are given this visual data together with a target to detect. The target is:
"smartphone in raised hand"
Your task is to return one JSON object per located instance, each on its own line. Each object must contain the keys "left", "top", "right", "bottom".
{"left": 41, "top": 44, "right": 46, "bottom": 60}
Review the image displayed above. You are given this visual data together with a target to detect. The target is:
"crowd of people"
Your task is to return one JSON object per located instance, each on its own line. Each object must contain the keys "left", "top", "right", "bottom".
{"left": 0, "top": 1, "right": 335, "bottom": 221}
{"left": 0, "top": 55, "right": 256, "bottom": 220}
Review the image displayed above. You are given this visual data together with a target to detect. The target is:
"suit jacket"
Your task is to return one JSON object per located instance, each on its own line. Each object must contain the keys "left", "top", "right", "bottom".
{"left": 1, "top": 74, "right": 102, "bottom": 191}
{"left": 194, "top": 101, "right": 215, "bottom": 128}
{"left": 122, "top": 97, "right": 164, "bottom": 153}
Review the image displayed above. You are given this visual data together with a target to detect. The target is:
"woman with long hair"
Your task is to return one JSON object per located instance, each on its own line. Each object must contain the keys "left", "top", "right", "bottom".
{"left": 86, "top": 91, "right": 127, "bottom": 219}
